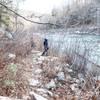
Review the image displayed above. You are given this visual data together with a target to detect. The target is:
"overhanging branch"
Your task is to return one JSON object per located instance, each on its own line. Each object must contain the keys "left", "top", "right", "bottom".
{"left": 0, "top": 2, "right": 61, "bottom": 27}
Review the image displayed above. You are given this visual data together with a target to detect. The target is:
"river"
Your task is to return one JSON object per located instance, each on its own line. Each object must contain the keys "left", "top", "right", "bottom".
{"left": 34, "top": 32, "right": 100, "bottom": 72}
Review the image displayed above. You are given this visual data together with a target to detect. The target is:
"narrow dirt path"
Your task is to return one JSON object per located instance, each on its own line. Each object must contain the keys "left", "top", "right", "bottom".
{"left": 0, "top": 50, "right": 58, "bottom": 100}
{"left": 24, "top": 50, "right": 59, "bottom": 100}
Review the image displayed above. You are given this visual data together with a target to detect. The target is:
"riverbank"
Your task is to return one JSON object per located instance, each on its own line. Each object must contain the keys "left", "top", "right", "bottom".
{"left": 35, "top": 25, "right": 100, "bottom": 35}
{"left": 0, "top": 28, "right": 100, "bottom": 99}
{"left": 0, "top": 50, "right": 100, "bottom": 100}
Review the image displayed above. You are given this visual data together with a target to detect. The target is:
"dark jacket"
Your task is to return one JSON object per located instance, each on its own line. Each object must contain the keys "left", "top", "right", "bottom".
{"left": 44, "top": 39, "right": 48, "bottom": 50}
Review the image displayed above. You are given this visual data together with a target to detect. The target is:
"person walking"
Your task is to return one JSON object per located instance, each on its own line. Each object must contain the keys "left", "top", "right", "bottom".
{"left": 42, "top": 38, "right": 49, "bottom": 56}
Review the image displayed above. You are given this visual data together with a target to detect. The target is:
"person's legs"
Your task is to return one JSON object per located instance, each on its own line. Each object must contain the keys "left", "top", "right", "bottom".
{"left": 45, "top": 50, "right": 48, "bottom": 56}
{"left": 42, "top": 47, "right": 49, "bottom": 56}
{"left": 42, "top": 48, "right": 46, "bottom": 56}
{"left": 42, "top": 50, "right": 45, "bottom": 56}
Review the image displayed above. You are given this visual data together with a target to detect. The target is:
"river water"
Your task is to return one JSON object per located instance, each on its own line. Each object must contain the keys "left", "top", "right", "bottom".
{"left": 35, "top": 32, "right": 100, "bottom": 69}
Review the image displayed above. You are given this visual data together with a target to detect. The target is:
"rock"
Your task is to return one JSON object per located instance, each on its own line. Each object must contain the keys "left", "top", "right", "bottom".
{"left": 70, "top": 84, "right": 78, "bottom": 91}
{"left": 33, "top": 59, "right": 37, "bottom": 63}
{"left": 8, "top": 53, "right": 16, "bottom": 60}
{"left": 29, "top": 79, "right": 40, "bottom": 86}
{"left": 4, "top": 53, "right": 16, "bottom": 61}
{"left": 66, "top": 63, "right": 70, "bottom": 67}
{"left": 78, "top": 73, "right": 84, "bottom": 79}
{"left": 57, "top": 72, "right": 65, "bottom": 81}
{"left": 38, "top": 56, "right": 45, "bottom": 61}
{"left": 50, "top": 57, "right": 58, "bottom": 61}
{"left": 22, "top": 95, "right": 30, "bottom": 100}
{"left": 0, "top": 96, "right": 21, "bottom": 100}
{"left": 36, "top": 88, "right": 53, "bottom": 97}
{"left": 5, "top": 32, "right": 13, "bottom": 39}
{"left": 35, "top": 69, "right": 42, "bottom": 74}
{"left": 0, "top": 96, "right": 11, "bottom": 100}
{"left": 37, "top": 52, "right": 42, "bottom": 56}
{"left": 73, "top": 78, "right": 80, "bottom": 84}
{"left": 29, "top": 92, "right": 48, "bottom": 100}
{"left": 31, "top": 65, "right": 34, "bottom": 68}
{"left": 78, "top": 73, "right": 85, "bottom": 83}
{"left": 79, "top": 78, "right": 85, "bottom": 84}
{"left": 62, "top": 66, "right": 73, "bottom": 73}
{"left": 36, "top": 61, "right": 43, "bottom": 65}
{"left": 45, "top": 79, "right": 56, "bottom": 89}
{"left": 67, "top": 69, "right": 73, "bottom": 73}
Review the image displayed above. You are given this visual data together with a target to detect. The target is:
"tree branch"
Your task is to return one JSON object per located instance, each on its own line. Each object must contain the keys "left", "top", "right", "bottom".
{"left": 0, "top": 2, "right": 61, "bottom": 27}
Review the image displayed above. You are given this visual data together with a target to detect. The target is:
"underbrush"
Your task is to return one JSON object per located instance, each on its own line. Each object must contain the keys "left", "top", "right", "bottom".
{"left": 0, "top": 63, "right": 28, "bottom": 98}
{"left": 0, "top": 36, "right": 33, "bottom": 98}
{"left": 0, "top": 56, "right": 28, "bottom": 98}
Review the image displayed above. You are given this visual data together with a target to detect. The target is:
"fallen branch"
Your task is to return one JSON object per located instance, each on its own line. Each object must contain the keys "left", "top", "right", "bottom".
{"left": 0, "top": 2, "right": 61, "bottom": 27}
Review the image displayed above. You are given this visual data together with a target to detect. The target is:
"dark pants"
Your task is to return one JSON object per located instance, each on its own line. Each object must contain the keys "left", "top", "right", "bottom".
{"left": 42, "top": 47, "right": 48, "bottom": 56}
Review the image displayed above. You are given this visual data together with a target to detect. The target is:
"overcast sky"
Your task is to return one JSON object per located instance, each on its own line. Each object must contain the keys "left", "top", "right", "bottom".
{"left": 19, "top": 0, "right": 70, "bottom": 14}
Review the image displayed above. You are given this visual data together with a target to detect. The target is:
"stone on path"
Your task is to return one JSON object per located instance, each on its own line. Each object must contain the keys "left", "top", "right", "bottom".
{"left": 29, "top": 92, "right": 48, "bottom": 100}
{"left": 29, "top": 79, "right": 40, "bottom": 86}
{"left": 0, "top": 96, "right": 22, "bottom": 100}
{"left": 45, "top": 79, "right": 56, "bottom": 89}
{"left": 57, "top": 72, "right": 65, "bottom": 81}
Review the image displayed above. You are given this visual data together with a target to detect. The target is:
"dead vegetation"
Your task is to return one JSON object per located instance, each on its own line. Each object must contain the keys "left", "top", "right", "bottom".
{"left": 40, "top": 58, "right": 100, "bottom": 100}
{"left": 0, "top": 31, "right": 100, "bottom": 100}
{"left": 0, "top": 31, "right": 34, "bottom": 99}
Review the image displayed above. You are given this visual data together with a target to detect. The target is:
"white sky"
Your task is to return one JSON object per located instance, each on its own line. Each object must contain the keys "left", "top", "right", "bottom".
{"left": 19, "top": 0, "right": 69, "bottom": 14}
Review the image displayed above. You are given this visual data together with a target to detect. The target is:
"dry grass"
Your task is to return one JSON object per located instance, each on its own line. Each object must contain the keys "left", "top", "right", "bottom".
{"left": 32, "top": 35, "right": 43, "bottom": 51}
{"left": 0, "top": 35, "right": 33, "bottom": 98}
{"left": 41, "top": 62, "right": 57, "bottom": 84}
{"left": 0, "top": 62, "right": 28, "bottom": 98}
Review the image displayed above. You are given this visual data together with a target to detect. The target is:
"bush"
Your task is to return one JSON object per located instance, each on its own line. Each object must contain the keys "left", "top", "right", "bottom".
{"left": 0, "top": 33, "right": 32, "bottom": 98}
